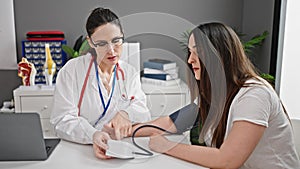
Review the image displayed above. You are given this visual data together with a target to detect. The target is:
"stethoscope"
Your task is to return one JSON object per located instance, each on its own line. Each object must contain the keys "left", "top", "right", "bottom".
{"left": 77, "top": 56, "right": 134, "bottom": 126}
{"left": 115, "top": 63, "right": 134, "bottom": 102}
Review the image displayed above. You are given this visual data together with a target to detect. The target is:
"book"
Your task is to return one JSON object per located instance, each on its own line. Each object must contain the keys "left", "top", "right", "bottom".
{"left": 143, "top": 67, "right": 179, "bottom": 74}
{"left": 141, "top": 77, "right": 181, "bottom": 86}
{"left": 143, "top": 73, "right": 179, "bottom": 80}
{"left": 143, "top": 59, "right": 176, "bottom": 70}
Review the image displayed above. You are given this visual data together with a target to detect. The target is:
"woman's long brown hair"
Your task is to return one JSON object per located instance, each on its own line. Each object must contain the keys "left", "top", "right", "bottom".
{"left": 190, "top": 22, "right": 259, "bottom": 148}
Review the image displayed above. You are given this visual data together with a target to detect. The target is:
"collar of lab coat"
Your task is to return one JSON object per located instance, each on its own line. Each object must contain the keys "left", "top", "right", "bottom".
{"left": 90, "top": 65, "right": 116, "bottom": 97}
{"left": 83, "top": 53, "right": 119, "bottom": 98}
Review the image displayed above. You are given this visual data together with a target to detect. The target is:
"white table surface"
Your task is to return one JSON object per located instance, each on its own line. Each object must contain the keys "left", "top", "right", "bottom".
{"left": 0, "top": 136, "right": 207, "bottom": 169}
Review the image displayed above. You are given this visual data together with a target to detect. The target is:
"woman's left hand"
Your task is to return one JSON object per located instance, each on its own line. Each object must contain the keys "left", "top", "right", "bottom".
{"left": 149, "top": 134, "right": 176, "bottom": 154}
{"left": 105, "top": 111, "right": 132, "bottom": 140}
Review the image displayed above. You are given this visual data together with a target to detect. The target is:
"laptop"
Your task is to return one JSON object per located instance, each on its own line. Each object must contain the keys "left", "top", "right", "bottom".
{"left": 0, "top": 113, "right": 60, "bottom": 161}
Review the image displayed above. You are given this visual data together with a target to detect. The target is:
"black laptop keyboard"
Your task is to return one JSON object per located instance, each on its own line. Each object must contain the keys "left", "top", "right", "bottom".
{"left": 44, "top": 138, "right": 61, "bottom": 156}
{"left": 45, "top": 146, "right": 51, "bottom": 153}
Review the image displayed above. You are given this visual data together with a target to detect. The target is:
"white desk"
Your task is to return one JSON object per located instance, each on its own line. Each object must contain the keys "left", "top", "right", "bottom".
{"left": 0, "top": 136, "right": 207, "bottom": 169}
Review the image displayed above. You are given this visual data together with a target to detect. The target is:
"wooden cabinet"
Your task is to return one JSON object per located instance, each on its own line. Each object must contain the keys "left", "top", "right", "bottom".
{"left": 13, "top": 86, "right": 55, "bottom": 137}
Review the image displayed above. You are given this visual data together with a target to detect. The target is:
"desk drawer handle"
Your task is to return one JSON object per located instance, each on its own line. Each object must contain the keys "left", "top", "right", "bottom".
{"left": 41, "top": 105, "right": 48, "bottom": 110}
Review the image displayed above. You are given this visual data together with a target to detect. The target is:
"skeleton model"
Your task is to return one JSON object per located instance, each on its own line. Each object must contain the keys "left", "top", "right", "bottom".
{"left": 44, "top": 43, "right": 56, "bottom": 86}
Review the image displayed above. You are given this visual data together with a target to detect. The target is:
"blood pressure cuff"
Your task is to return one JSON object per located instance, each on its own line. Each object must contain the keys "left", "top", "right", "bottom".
{"left": 169, "top": 103, "right": 199, "bottom": 134}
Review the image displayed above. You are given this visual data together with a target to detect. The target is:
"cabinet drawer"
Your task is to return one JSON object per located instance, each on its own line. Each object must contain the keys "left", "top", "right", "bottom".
{"left": 20, "top": 96, "right": 53, "bottom": 118}
{"left": 146, "top": 94, "right": 186, "bottom": 117}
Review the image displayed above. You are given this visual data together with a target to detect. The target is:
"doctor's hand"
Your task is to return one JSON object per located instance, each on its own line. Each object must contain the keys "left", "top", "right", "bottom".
{"left": 92, "top": 131, "right": 112, "bottom": 159}
{"left": 103, "top": 111, "right": 132, "bottom": 140}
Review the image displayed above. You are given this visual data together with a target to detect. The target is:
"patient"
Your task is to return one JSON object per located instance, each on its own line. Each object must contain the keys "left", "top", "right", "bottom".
{"left": 101, "top": 22, "right": 300, "bottom": 168}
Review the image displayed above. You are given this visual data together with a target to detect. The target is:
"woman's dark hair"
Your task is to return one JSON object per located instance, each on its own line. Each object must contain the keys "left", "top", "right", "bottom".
{"left": 86, "top": 7, "right": 123, "bottom": 37}
{"left": 190, "top": 22, "right": 259, "bottom": 148}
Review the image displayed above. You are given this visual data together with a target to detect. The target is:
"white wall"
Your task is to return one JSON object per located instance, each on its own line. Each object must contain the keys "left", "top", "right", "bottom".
{"left": 0, "top": 0, "right": 17, "bottom": 70}
{"left": 277, "top": 0, "right": 300, "bottom": 119}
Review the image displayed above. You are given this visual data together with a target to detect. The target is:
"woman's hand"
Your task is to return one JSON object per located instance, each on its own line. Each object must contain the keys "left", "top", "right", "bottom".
{"left": 149, "top": 134, "right": 177, "bottom": 154}
{"left": 104, "top": 111, "right": 132, "bottom": 140}
{"left": 92, "top": 131, "right": 112, "bottom": 159}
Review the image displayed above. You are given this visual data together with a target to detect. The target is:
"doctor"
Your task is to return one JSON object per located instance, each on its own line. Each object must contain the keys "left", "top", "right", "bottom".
{"left": 50, "top": 7, "right": 151, "bottom": 156}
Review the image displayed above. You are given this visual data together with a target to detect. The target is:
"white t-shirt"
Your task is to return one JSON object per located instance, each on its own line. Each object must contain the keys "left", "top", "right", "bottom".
{"left": 225, "top": 78, "right": 300, "bottom": 168}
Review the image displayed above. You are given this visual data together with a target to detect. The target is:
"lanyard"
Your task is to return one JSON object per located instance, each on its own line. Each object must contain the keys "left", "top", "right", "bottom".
{"left": 77, "top": 56, "right": 117, "bottom": 127}
{"left": 93, "top": 59, "right": 117, "bottom": 127}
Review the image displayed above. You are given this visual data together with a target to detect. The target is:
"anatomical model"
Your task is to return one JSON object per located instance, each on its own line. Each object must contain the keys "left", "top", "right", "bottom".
{"left": 18, "top": 57, "right": 37, "bottom": 86}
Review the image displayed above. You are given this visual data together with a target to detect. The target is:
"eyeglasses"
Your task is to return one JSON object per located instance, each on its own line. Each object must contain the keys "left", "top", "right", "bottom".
{"left": 90, "top": 36, "right": 124, "bottom": 51}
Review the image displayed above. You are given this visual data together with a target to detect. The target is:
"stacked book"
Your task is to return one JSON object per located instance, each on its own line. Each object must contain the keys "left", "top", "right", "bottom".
{"left": 142, "top": 58, "right": 180, "bottom": 86}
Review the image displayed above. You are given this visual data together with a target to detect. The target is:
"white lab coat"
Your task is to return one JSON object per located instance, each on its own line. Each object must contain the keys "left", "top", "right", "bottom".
{"left": 50, "top": 53, "right": 151, "bottom": 144}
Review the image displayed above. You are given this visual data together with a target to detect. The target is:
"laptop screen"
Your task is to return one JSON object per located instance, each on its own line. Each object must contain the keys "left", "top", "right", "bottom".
{"left": 0, "top": 113, "right": 60, "bottom": 161}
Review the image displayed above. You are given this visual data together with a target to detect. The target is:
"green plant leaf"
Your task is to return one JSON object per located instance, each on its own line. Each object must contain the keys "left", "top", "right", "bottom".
{"left": 261, "top": 73, "right": 275, "bottom": 81}
{"left": 62, "top": 44, "right": 75, "bottom": 57}
{"left": 79, "top": 39, "right": 90, "bottom": 56}
{"left": 260, "top": 73, "right": 275, "bottom": 87}
{"left": 243, "top": 31, "right": 269, "bottom": 53}
{"left": 73, "top": 51, "right": 79, "bottom": 57}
